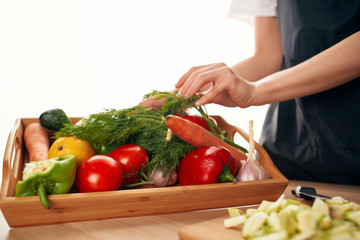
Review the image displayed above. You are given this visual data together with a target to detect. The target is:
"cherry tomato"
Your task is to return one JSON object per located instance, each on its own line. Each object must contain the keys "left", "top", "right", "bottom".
{"left": 76, "top": 155, "right": 123, "bottom": 193}
{"left": 108, "top": 144, "right": 149, "bottom": 185}
{"left": 181, "top": 114, "right": 218, "bottom": 132}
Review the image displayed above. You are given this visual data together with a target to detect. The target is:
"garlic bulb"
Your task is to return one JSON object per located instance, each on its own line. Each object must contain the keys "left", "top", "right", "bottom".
{"left": 236, "top": 120, "right": 270, "bottom": 182}
{"left": 237, "top": 158, "right": 270, "bottom": 181}
{"left": 149, "top": 169, "right": 178, "bottom": 187}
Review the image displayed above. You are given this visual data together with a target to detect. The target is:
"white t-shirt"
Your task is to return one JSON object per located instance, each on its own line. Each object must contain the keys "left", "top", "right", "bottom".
{"left": 228, "top": 0, "right": 277, "bottom": 20}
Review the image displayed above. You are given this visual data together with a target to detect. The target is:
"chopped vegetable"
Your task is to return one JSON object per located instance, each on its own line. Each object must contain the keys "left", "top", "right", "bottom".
{"left": 24, "top": 123, "right": 50, "bottom": 162}
{"left": 224, "top": 195, "right": 360, "bottom": 239}
{"left": 242, "top": 211, "right": 268, "bottom": 237}
{"left": 224, "top": 214, "right": 247, "bottom": 228}
{"left": 228, "top": 208, "right": 243, "bottom": 218}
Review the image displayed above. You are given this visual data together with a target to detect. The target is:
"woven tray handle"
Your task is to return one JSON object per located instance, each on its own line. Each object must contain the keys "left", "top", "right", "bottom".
{"left": 211, "top": 116, "right": 286, "bottom": 180}
{"left": 1, "top": 118, "right": 25, "bottom": 199}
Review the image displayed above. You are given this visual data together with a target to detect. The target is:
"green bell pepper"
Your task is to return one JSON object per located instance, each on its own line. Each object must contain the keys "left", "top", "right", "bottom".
{"left": 16, "top": 154, "right": 76, "bottom": 209}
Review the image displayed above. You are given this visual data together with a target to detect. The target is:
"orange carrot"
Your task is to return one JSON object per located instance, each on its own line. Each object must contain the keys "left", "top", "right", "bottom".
{"left": 24, "top": 123, "right": 50, "bottom": 162}
{"left": 165, "top": 115, "right": 247, "bottom": 166}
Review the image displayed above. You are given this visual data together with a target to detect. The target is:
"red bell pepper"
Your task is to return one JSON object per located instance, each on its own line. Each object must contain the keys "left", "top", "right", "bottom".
{"left": 177, "top": 146, "right": 238, "bottom": 186}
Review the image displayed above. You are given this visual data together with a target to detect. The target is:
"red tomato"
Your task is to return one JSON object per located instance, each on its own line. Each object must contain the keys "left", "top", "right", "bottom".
{"left": 76, "top": 155, "right": 123, "bottom": 193}
{"left": 181, "top": 114, "right": 218, "bottom": 132}
{"left": 108, "top": 144, "right": 149, "bottom": 185}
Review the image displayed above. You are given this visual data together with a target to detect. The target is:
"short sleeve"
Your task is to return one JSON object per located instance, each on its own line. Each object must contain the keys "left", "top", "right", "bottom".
{"left": 228, "top": 0, "right": 277, "bottom": 20}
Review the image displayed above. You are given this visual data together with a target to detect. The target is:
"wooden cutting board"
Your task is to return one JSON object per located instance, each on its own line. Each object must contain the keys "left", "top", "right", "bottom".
{"left": 178, "top": 216, "right": 244, "bottom": 240}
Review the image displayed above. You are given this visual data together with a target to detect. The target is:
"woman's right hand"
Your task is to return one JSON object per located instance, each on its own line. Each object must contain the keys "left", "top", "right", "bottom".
{"left": 176, "top": 62, "right": 256, "bottom": 108}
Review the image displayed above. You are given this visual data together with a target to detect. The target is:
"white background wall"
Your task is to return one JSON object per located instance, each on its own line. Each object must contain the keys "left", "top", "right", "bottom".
{"left": 0, "top": 0, "right": 269, "bottom": 168}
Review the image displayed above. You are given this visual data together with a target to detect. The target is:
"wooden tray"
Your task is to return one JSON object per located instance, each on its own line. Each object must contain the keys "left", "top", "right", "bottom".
{"left": 0, "top": 116, "right": 288, "bottom": 227}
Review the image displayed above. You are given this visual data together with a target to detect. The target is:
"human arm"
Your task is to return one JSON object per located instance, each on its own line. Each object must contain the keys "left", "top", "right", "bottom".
{"left": 178, "top": 23, "right": 360, "bottom": 108}
{"left": 140, "top": 16, "right": 283, "bottom": 108}
{"left": 231, "top": 17, "right": 283, "bottom": 81}
{"left": 176, "top": 17, "right": 283, "bottom": 107}
{"left": 252, "top": 31, "right": 360, "bottom": 106}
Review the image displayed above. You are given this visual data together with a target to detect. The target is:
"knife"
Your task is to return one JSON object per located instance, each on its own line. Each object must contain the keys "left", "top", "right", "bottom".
{"left": 291, "top": 185, "right": 331, "bottom": 200}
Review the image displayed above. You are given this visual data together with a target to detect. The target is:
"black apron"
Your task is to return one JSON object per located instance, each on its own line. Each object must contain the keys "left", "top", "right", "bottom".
{"left": 259, "top": 0, "right": 360, "bottom": 185}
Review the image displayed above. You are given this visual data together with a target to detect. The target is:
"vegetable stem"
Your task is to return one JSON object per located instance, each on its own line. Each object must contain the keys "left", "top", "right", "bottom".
{"left": 194, "top": 106, "right": 247, "bottom": 153}
{"left": 38, "top": 184, "right": 50, "bottom": 209}
{"left": 218, "top": 165, "right": 237, "bottom": 184}
{"left": 166, "top": 128, "right": 172, "bottom": 142}
{"left": 213, "top": 132, "right": 248, "bottom": 153}
{"left": 121, "top": 180, "right": 155, "bottom": 189}
{"left": 195, "top": 106, "right": 223, "bottom": 135}
{"left": 121, "top": 171, "right": 155, "bottom": 188}
{"left": 248, "top": 120, "right": 255, "bottom": 160}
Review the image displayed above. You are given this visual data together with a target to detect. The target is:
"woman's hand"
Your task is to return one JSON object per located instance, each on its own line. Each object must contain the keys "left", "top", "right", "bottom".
{"left": 176, "top": 62, "right": 256, "bottom": 108}
{"left": 139, "top": 95, "right": 168, "bottom": 108}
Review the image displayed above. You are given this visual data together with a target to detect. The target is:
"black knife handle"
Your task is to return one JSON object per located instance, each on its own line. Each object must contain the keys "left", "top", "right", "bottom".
{"left": 291, "top": 185, "right": 331, "bottom": 200}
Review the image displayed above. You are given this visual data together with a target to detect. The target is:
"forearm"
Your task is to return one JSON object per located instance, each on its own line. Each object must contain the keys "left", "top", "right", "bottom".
{"left": 231, "top": 17, "right": 283, "bottom": 81}
{"left": 253, "top": 31, "right": 360, "bottom": 105}
{"left": 231, "top": 54, "right": 282, "bottom": 82}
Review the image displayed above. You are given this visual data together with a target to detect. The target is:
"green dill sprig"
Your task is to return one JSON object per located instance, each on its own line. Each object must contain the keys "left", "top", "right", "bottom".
{"left": 55, "top": 90, "right": 247, "bottom": 179}
{"left": 146, "top": 138, "right": 196, "bottom": 178}
{"left": 56, "top": 106, "right": 165, "bottom": 150}
{"left": 143, "top": 90, "right": 201, "bottom": 116}
{"left": 55, "top": 96, "right": 198, "bottom": 175}
{"left": 194, "top": 106, "right": 248, "bottom": 153}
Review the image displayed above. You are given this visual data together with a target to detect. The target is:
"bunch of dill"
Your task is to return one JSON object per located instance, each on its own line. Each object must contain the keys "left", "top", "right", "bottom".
{"left": 55, "top": 90, "right": 200, "bottom": 175}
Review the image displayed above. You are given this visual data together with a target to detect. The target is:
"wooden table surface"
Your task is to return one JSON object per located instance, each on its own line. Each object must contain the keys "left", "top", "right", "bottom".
{"left": 0, "top": 180, "right": 359, "bottom": 240}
